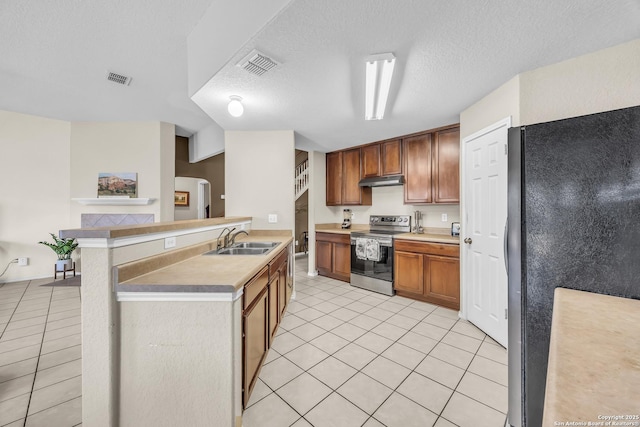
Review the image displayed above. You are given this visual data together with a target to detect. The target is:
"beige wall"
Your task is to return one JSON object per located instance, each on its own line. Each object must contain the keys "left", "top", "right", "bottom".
{"left": 0, "top": 110, "right": 72, "bottom": 282}
{"left": 225, "top": 131, "right": 295, "bottom": 230}
{"left": 70, "top": 121, "right": 175, "bottom": 226}
{"left": 460, "top": 75, "right": 521, "bottom": 140}
{"left": 520, "top": 39, "right": 640, "bottom": 125}
{"left": 174, "top": 177, "right": 202, "bottom": 220}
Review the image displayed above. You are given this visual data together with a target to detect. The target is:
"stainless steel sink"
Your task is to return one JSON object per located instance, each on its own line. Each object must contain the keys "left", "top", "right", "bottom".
{"left": 203, "top": 242, "right": 280, "bottom": 256}
{"left": 217, "top": 247, "right": 270, "bottom": 255}
{"left": 231, "top": 242, "right": 280, "bottom": 249}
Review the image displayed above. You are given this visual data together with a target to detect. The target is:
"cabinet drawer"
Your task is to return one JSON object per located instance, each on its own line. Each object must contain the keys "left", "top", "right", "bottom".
{"left": 244, "top": 266, "right": 269, "bottom": 310}
{"left": 316, "top": 232, "right": 350, "bottom": 245}
{"left": 269, "top": 249, "right": 288, "bottom": 278}
{"left": 394, "top": 240, "right": 459, "bottom": 258}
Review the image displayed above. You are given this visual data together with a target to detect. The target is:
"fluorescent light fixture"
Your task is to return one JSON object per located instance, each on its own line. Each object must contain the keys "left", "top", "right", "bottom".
{"left": 365, "top": 53, "right": 395, "bottom": 120}
{"left": 227, "top": 96, "right": 244, "bottom": 117}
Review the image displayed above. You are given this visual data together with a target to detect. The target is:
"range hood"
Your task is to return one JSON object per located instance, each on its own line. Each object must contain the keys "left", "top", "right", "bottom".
{"left": 358, "top": 175, "right": 405, "bottom": 187}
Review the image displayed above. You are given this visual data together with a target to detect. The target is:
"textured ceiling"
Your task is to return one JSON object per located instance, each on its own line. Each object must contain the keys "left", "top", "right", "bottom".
{"left": 193, "top": 0, "right": 640, "bottom": 151}
{"left": 0, "top": 0, "right": 213, "bottom": 136}
{"left": 1, "top": 1, "right": 639, "bottom": 149}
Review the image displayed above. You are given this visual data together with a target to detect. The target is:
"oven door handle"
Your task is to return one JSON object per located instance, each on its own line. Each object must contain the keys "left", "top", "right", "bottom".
{"left": 350, "top": 238, "right": 393, "bottom": 248}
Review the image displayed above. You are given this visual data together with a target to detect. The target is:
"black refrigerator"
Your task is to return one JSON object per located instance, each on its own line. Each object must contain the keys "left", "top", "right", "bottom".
{"left": 507, "top": 105, "right": 640, "bottom": 427}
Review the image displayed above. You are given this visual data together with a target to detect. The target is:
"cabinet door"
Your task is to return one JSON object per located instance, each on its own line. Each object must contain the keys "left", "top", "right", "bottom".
{"left": 326, "top": 151, "right": 343, "bottom": 206}
{"left": 243, "top": 287, "right": 268, "bottom": 408}
{"left": 268, "top": 277, "right": 279, "bottom": 345}
{"left": 342, "top": 148, "right": 365, "bottom": 205}
{"left": 316, "top": 240, "right": 333, "bottom": 275}
{"left": 433, "top": 127, "right": 460, "bottom": 203}
{"left": 394, "top": 251, "right": 424, "bottom": 295}
{"left": 381, "top": 139, "right": 402, "bottom": 176}
{"left": 278, "top": 261, "right": 288, "bottom": 317}
{"left": 361, "top": 144, "right": 381, "bottom": 178}
{"left": 424, "top": 255, "right": 460, "bottom": 310}
{"left": 403, "top": 133, "right": 432, "bottom": 204}
{"left": 332, "top": 242, "right": 352, "bottom": 282}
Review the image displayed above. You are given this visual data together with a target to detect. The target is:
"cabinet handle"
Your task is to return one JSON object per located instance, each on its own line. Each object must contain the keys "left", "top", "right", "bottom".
{"left": 464, "top": 238, "right": 472, "bottom": 244}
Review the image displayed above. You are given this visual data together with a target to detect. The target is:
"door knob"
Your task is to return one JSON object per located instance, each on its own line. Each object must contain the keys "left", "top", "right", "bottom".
{"left": 464, "top": 238, "right": 472, "bottom": 244}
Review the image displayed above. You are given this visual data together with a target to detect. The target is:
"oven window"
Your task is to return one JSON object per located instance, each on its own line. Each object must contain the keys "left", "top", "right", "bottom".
{"left": 351, "top": 244, "right": 394, "bottom": 282}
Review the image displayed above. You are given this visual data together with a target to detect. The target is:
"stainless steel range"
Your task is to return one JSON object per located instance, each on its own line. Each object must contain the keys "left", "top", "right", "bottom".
{"left": 350, "top": 215, "right": 411, "bottom": 296}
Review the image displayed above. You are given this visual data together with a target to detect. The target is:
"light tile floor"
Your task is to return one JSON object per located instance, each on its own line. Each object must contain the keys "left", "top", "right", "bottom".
{"left": 0, "top": 278, "right": 82, "bottom": 427}
{"left": 0, "top": 256, "right": 508, "bottom": 427}
{"left": 244, "top": 256, "right": 508, "bottom": 427}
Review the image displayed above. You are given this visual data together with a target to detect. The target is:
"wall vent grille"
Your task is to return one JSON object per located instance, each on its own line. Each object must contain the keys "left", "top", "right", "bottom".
{"left": 237, "top": 50, "right": 279, "bottom": 76}
{"left": 107, "top": 72, "right": 132, "bottom": 86}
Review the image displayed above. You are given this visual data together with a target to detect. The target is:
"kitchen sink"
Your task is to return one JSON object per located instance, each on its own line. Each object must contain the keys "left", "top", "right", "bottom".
{"left": 231, "top": 242, "right": 280, "bottom": 249}
{"left": 203, "top": 242, "right": 280, "bottom": 256}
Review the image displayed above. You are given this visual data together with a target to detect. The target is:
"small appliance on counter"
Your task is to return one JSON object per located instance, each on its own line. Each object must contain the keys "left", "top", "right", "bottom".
{"left": 341, "top": 209, "right": 352, "bottom": 229}
{"left": 451, "top": 222, "right": 460, "bottom": 236}
{"left": 412, "top": 210, "right": 424, "bottom": 234}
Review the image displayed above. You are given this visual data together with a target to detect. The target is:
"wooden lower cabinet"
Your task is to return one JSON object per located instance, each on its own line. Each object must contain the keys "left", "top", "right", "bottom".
{"left": 243, "top": 244, "right": 293, "bottom": 409}
{"left": 315, "top": 232, "right": 350, "bottom": 282}
{"left": 394, "top": 240, "right": 460, "bottom": 310}
{"left": 243, "top": 267, "right": 269, "bottom": 409}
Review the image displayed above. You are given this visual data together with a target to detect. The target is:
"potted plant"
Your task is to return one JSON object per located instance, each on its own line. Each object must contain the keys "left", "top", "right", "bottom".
{"left": 39, "top": 233, "right": 78, "bottom": 271}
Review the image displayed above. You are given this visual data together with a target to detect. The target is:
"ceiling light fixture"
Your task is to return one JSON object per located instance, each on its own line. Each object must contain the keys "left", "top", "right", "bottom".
{"left": 227, "top": 96, "right": 244, "bottom": 117}
{"left": 365, "top": 53, "right": 396, "bottom": 120}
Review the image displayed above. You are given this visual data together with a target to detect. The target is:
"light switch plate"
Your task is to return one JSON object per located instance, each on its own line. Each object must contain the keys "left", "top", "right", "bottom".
{"left": 164, "top": 237, "right": 176, "bottom": 249}
{"left": 268, "top": 214, "right": 278, "bottom": 223}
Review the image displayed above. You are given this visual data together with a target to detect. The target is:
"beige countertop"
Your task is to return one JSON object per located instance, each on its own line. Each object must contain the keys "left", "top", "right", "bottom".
{"left": 543, "top": 288, "right": 640, "bottom": 425}
{"left": 60, "top": 216, "right": 252, "bottom": 239}
{"left": 316, "top": 223, "right": 459, "bottom": 244}
{"left": 116, "top": 231, "right": 293, "bottom": 293}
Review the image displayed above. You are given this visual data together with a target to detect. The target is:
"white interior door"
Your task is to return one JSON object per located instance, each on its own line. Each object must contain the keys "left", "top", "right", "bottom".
{"left": 462, "top": 118, "right": 509, "bottom": 347}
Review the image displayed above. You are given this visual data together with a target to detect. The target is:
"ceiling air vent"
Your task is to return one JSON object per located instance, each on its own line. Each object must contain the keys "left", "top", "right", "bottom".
{"left": 237, "top": 50, "right": 279, "bottom": 76}
{"left": 107, "top": 71, "right": 132, "bottom": 86}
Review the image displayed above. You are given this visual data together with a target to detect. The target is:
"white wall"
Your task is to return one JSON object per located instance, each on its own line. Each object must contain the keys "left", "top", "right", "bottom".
{"left": 174, "top": 177, "right": 201, "bottom": 220}
{"left": 520, "top": 38, "right": 640, "bottom": 125}
{"left": 460, "top": 75, "right": 521, "bottom": 140}
{"left": 70, "top": 121, "right": 175, "bottom": 226}
{"left": 188, "top": 122, "right": 225, "bottom": 162}
{"left": 225, "top": 131, "right": 295, "bottom": 230}
{"left": 0, "top": 110, "right": 72, "bottom": 282}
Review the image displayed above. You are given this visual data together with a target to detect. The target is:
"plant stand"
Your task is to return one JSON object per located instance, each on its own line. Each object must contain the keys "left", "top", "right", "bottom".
{"left": 55, "top": 261, "right": 76, "bottom": 280}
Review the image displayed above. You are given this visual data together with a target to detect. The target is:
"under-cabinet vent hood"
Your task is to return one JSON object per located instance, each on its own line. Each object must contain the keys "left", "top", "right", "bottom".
{"left": 358, "top": 175, "right": 405, "bottom": 187}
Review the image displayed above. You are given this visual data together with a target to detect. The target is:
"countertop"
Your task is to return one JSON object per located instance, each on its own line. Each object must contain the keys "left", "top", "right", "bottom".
{"left": 116, "top": 231, "right": 293, "bottom": 293}
{"left": 60, "top": 216, "right": 252, "bottom": 239}
{"left": 316, "top": 223, "right": 460, "bottom": 244}
{"left": 542, "top": 288, "right": 640, "bottom": 424}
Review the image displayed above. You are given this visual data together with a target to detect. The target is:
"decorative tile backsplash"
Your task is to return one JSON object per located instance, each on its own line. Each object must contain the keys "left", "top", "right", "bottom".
{"left": 81, "top": 214, "right": 154, "bottom": 228}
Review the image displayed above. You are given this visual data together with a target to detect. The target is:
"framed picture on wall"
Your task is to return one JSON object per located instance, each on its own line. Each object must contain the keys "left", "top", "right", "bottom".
{"left": 97, "top": 172, "right": 138, "bottom": 198}
{"left": 174, "top": 191, "right": 189, "bottom": 206}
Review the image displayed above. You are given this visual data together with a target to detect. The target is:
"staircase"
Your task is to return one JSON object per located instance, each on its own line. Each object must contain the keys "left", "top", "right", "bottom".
{"left": 295, "top": 159, "right": 309, "bottom": 200}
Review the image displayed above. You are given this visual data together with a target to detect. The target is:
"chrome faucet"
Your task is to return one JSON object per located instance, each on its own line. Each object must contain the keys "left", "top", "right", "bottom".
{"left": 216, "top": 227, "right": 236, "bottom": 250}
{"left": 229, "top": 230, "right": 249, "bottom": 246}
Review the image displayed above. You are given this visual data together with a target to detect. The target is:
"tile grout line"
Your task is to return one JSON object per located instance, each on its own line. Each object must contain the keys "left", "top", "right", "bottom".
{"left": 22, "top": 279, "right": 55, "bottom": 426}
{"left": 0, "top": 284, "right": 30, "bottom": 340}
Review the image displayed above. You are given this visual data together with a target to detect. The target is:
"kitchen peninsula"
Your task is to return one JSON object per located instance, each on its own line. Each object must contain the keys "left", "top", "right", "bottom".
{"left": 60, "top": 218, "right": 294, "bottom": 427}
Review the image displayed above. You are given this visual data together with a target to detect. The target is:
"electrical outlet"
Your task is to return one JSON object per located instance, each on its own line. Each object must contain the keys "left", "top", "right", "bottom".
{"left": 441, "top": 213, "right": 448, "bottom": 222}
{"left": 351, "top": 212, "right": 355, "bottom": 219}
{"left": 164, "top": 237, "right": 176, "bottom": 249}
{"left": 268, "top": 214, "right": 278, "bottom": 223}
{"left": 18, "top": 257, "right": 28, "bottom": 266}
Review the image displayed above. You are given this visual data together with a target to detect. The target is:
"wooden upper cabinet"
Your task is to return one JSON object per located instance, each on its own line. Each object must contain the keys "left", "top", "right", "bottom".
{"left": 433, "top": 127, "right": 460, "bottom": 203}
{"left": 342, "top": 148, "right": 363, "bottom": 204}
{"left": 381, "top": 139, "right": 402, "bottom": 175}
{"left": 326, "top": 151, "right": 343, "bottom": 206}
{"left": 403, "top": 133, "right": 433, "bottom": 204}
{"left": 361, "top": 144, "right": 381, "bottom": 178}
